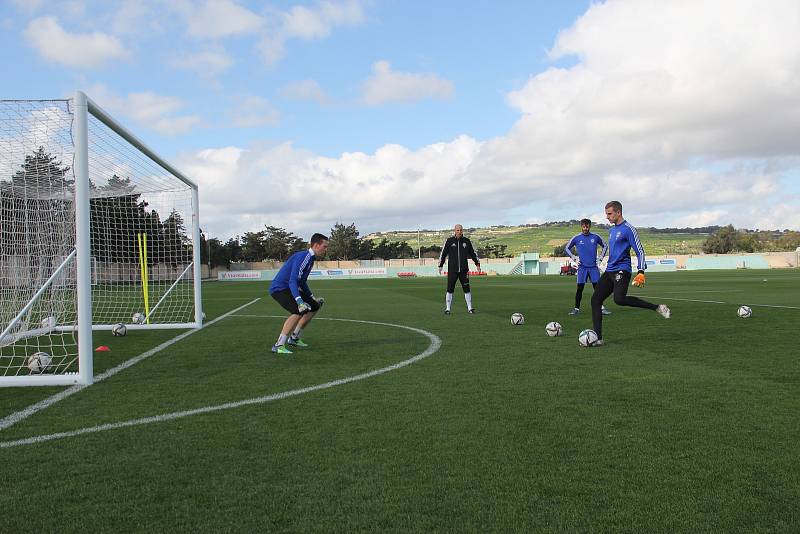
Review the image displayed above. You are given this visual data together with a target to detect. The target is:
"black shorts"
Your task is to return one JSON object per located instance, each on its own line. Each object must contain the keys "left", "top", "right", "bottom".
{"left": 447, "top": 270, "right": 471, "bottom": 293}
{"left": 270, "top": 289, "right": 321, "bottom": 315}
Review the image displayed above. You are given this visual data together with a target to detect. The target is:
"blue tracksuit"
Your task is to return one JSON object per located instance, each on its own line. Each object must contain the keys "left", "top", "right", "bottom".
{"left": 566, "top": 232, "right": 605, "bottom": 284}
{"left": 269, "top": 250, "right": 315, "bottom": 299}
{"left": 606, "top": 220, "right": 646, "bottom": 273}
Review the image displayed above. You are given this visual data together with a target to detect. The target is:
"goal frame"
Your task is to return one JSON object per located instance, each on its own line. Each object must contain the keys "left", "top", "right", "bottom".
{"left": 0, "top": 91, "right": 203, "bottom": 387}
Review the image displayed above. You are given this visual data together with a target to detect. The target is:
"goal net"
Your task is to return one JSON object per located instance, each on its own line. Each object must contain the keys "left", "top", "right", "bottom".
{"left": 0, "top": 93, "right": 202, "bottom": 386}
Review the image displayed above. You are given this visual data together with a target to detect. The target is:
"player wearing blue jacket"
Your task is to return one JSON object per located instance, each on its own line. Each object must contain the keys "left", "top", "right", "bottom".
{"left": 565, "top": 218, "right": 610, "bottom": 316}
{"left": 588, "top": 201, "right": 670, "bottom": 346}
{"left": 269, "top": 233, "right": 328, "bottom": 354}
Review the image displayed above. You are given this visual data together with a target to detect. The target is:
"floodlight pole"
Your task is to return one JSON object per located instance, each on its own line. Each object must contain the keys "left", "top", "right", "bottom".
{"left": 418, "top": 227, "right": 421, "bottom": 263}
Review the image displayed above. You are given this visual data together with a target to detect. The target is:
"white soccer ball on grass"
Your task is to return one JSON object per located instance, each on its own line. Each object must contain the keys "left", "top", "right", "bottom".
{"left": 27, "top": 352, "right": 52, "bottom": 374}
{"left": 578, "top": 329, "right": 599, "bottom": 347}
{"left": 511, "top": 312, "right": 525, "bottom": 325}
{"left": 111, "top": 323, "right": 127, "bottom": 337}
{"left": 545, "top": 321, "right": 563, "bottom": 337}
{"left": 737, "top": 305, "right": 752, "bottom": 318}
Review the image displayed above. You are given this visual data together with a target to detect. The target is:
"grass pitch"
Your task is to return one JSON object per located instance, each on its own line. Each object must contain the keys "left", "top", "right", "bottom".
{"left": 1, "top": 269, "right": 799, "bottom": 532}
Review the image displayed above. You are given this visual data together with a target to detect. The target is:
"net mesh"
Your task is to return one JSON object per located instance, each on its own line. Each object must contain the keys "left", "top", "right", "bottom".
{"left": 87, "top": 112, "right": 195, "bottom": 327}
{"left": 1, "top": 98, "right": 196, "bottom": 380}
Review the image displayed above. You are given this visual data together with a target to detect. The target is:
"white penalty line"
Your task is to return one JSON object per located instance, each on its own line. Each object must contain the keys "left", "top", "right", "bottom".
{"left": 0, "top": 298, "right": 261, "bottom": 433}
{"left": 652, "top": 296, "right": 800, "bottom": 310}
{"left": 0, "top": 317, "right": 441, "bottom": 449}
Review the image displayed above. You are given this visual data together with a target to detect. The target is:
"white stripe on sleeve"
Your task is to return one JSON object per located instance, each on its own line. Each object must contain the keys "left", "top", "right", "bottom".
{"left": 627, "top": 222, "right": 646, "bottom": 270}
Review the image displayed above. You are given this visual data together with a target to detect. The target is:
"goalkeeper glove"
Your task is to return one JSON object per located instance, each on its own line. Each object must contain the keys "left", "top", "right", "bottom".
{"left": 295, "top": 297, "right": 311, "bottom": 313}
{"left": 632, "top": 270, "right": 646, "bottom": 287}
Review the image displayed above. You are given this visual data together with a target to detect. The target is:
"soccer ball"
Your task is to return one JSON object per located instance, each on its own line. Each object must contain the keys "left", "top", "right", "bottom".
{"left": 578, "top": 329, "right": 599, "bottom": 347}
{"left": 132, "top": 312, "right": 145, "bottom": 324}
{"left": 40, "top": 316, "right": 57, "bottom": 329}
{"left": 737, "top": 305, "right": 752, "bottom": 318}
{"left": 545, "top": 321, "right": 563, "bottom": 337}
{"left": 27, "top": 352, "right": 52, "bottom": 374}
{"left": 511, "top": 312, "right": 525, "bottom": 325}
{"left": 111, "top": 323, "right": 127, "bottom": 337}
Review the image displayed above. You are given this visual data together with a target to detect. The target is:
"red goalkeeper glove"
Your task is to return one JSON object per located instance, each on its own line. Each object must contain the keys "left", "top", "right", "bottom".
{"left": 632, "top": 270, "right": 646, "bottom": 287}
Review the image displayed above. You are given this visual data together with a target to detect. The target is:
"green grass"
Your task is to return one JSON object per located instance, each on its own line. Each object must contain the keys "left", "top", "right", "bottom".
{"left": 2, "top": 270, "right": 800, "bottom": 532}
{"left": 368, "top": 224, "right": 709, "bottom": 256}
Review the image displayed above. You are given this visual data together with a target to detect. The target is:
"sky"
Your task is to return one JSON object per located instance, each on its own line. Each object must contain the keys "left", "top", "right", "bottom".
{"left": 1, "top": 0, "right": 799, "bottom": 239}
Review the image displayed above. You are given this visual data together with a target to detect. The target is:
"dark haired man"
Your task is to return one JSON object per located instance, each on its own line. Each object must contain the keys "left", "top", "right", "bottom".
{"left": 565, "top": 218, "right": 611, "bottom": 316}
{"left": 268, "top": 233, "right": 328, "bottom": 354}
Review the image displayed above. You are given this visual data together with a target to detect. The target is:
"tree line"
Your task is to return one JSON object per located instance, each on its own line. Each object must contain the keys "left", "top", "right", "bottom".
{"left": 1, "top": 147, "right": 192, "bottom": 266}
{"left": 201, "top": 222, "right": 419, "bottom": 268}
{"left": 701, "top": 225, "right": 800, "bottom": 254}
{"left": 200, "top": 222, "right": 517, "bottom": 268}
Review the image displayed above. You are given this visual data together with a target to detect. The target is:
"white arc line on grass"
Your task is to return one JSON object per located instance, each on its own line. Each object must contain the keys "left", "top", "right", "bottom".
{"left": 0, "top": 298, "right": 261, "bottom": 433}
{"left": 0, "top": 317, "right": 441, "bottom": 448}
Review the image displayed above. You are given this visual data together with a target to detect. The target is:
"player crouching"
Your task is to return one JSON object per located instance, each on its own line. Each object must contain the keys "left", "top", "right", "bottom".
{"left": 268, "top": 233, "right": 328, "bottom": 354}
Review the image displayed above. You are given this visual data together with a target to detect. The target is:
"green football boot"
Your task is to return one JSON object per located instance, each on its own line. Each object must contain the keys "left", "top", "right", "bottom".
{"left": 287, "top": 337, "right": 309, "bottom": 348}
{"left": 271, "top": 344, "right": 293, "bottom": 354}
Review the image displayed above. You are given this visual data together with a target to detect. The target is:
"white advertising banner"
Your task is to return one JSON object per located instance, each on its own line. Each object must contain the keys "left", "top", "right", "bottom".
{"left": 218, "top": 270, "right": 262, "bottom": 280}
{"left": 309, "top": 268, "right": 387, "bottom": 277}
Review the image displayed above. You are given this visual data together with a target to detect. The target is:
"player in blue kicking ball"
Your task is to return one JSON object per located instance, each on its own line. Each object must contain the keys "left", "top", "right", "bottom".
{"left": 565, "top": 218, "right": 611, "bottom": 316}
{"left": 268, "top": 233, "right": 328, "bottom": 354}
{"left": 589, "top": 201, "right": 671, "bottom": 346}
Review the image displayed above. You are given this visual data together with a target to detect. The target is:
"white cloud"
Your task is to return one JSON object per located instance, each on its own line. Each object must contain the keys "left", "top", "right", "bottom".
{"left": 282, "top": 0, "right": 365, "bottom": 40}
{"left": 173, "top": 49, "right": 234, "bottom": 76}
{"left": 256, "top": 34, "right": 287, "bottom": 66}
{"left": 87, "top": 85, "right": 202, "bottom": 136}
{"left": 279, "top": 80, "right": 331, "bottom": 106}
{"left": 362, "top": 61, "right": 454, "bottom": 106}
{"left": 183, "top": 0, "right": 800, "bottom": 237}
{"left": 231, "top": 96, "right": 281, "bottom": 128}
{"left": 183, "top": 0, "right": 263, "bottom": 38}
{"left": 178, "top": 136, "right": 482, "bottom": 237}
{"left": 150, "top": 115, "right": 203, "bottom": 136}
{"left": 258, "top": 0, "right": 366, "bottom": 66}
{"left": 23, "top": 16, "right": 129, "bottom": 69}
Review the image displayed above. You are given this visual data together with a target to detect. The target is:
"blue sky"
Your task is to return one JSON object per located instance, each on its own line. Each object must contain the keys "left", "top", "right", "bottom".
{"left": 2, "top": 0, "right": 799, "bottom": 238}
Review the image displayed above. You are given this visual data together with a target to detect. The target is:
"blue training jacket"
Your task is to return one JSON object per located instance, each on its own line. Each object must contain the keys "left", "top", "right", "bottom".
{"left": 269, "top": 250, "right": 315, "bottom": 299}
{"left": 606, "top": 220, "right": 646, "bottom": 272}
{"left": 565, "top": 232, "right": 605, "bottom": 268}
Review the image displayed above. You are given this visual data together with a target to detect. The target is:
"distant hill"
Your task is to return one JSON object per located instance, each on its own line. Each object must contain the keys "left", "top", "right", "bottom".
{"left": 365, "top": 221, "right": 715, "bottom": 256}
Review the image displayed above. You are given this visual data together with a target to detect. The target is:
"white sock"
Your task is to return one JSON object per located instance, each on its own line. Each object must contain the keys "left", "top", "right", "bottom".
{"left": 276, "top": 334, "right": 288, "bottom": 346}
{"left": 445, "top": 292, "right": 453, "bottom": 310}
{"left": 292, "top": 327, "right": 303, "bottom": 339}
{"left": 465, "top": 292, "right": 473, "bottom": 310}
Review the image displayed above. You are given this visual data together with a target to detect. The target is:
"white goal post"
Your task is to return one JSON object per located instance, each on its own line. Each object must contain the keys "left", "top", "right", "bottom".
{"left": 0, "top": 91, "right": 203, "bottom": 387}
